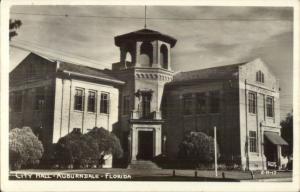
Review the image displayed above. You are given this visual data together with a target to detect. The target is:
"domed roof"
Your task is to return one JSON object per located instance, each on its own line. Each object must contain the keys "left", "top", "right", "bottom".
{"left": 114, "top": 28, "right": 177, "bottom": 47}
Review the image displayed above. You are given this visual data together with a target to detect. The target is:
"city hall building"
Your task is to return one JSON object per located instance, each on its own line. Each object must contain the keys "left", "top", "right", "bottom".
{"left": 9, "top": 28, "right": 288, "bottom": 170}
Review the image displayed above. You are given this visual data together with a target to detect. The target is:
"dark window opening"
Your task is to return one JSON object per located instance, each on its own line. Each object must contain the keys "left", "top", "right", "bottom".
{"left": 123, "top": 95, "right": 130, "bottom": 115}
{"left": 160, "top": 44, "right": 168, "bottom": 69}
{"left": 196, "top": 92, "right": 206, "bottom": 114}
{"left": 74, "top": 89, "right": 84, "bottom": 111}
{"left": 35, "top": 87, "right": 45, "bottom": 111}
{"left": 100, "top": 93, "right": 109, "bottom": 114}
{"left": 266, "top": 97, "right": 274, "bottom": 117}
{"left": 141, "top": 94, "right": 151, "bottom": 118}
{"left": 183, "top": 93, "right": 193, "bottom": 115}
{"left": 256, "top": 70, "right": 265, "bottom": 83}
{"left": 249, "top": 131, "right": 257, "bottom": 152}
{"left": 12, "top": 91, "right": 23, "bottom": 112}
{"left": 140, "top": 42, "right": 153, "bottom": 66}
{"left": 248, "top": 92, "right": 256, "bottom": 114}
{"left": 87, "top": 91, "right": 96, "bottom": 112}
{"left": 209, "top": 91, "right": 220, "bottom": 113}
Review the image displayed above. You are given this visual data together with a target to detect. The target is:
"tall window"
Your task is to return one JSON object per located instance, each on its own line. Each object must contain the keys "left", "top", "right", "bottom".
{"left": 196, "top": 93, "right": 206, "bottom": 114}
{"left": 256, "top": 70, "right": 264, "bottom": 83}
{"left": 141, "top": 94, "right": 151, "bottom": 118}
{"left": 183, "top": 94, "right": 193, "bottom": 115}
{"left": 12, "top": 91, "right": 23, "bottom": 112}
{"left": 74, "top": 88, "right": 84, "bottom": 111}
{"left": 123, "top": 95, "right": 130, "bottom": 115}
{"left": 266, "top": 96, "right": 274, "bottom": 117}
{"left": 248, "top": 92, "right": 256, "bottom": 114}
{"left": 100, "top": 93, "right": 109, "bottom": 114}
{"left": 160, "top": 44, "right": 168, "bottom": 69}
{"left": 87, "top": 91, "right": 96, "bottom": 112}
{"left": 209, "top": 91, "right": 220, "bottom": 113}
{"left": 35, "top": 87, "right": 45, "bottom": 110}
{"left": 249, "top": 131, "right": 257, "bottom": 152}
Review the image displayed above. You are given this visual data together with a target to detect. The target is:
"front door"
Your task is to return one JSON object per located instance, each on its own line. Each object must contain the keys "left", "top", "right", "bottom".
{"left": 137, "top": 131, "right": 154, "bottom": 160}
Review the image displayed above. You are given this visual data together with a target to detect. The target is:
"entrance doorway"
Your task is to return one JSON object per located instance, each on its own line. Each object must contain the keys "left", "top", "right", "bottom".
{"left": 264, "top": 136, "right": 278, "bottom": 169}
{"left": 137, "top": 131, "right": 154, "bottom": 160}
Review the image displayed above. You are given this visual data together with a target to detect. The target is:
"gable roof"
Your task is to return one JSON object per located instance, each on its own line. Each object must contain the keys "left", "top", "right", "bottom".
{"left": 115, "top": 28, "right": 177, "bottom": 47}
{"left": 167, "top": 62, "right": 247, "bottom": 86}
{"left": 57, "top": 62, "right": 125, "bottom": 85}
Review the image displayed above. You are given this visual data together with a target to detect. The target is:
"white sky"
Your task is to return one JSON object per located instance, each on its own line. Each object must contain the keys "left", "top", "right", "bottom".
{"left": 9, "top": 5, "right": 293, "bottom": 119}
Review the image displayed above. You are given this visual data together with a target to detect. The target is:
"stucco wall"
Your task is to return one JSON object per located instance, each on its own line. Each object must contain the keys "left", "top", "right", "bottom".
{"left": 52, "top": 78, "right": 119, "bottom": 143}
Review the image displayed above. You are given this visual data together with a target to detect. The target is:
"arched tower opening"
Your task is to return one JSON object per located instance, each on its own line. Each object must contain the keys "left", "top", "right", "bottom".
{"left": 160, "top": 44, "right": 168, "bottom": 69}
{"left": 140, "top": 42, "right": 153, "bottom": 67}
{"left": 125, "top": 52, "right": 132, "bottom": 68}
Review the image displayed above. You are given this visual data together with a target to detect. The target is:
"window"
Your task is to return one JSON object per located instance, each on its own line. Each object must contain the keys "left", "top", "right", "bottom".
{"left": 196, "top": 93, "right": 206, "bottom": 114}
{"left": 100, "top": 93, "right": 109, "bottom": 114}
{"left": 249, "top": 131, "right": 257, "bottom": 152}
{"left": 141, "top": 94, "right": 151, "bottom": 118}
{"left": 123, "top": 95, "right": 130, "bottom": 115}
{"left": 183, "top": 94, "right": 193, "bottom": 115}
{"left": 87, "top": 91, "right": 96, "bottom": 112}
{"left": 160, "top": 44, "right": 168, "bottom": 69}
{"left": 266, "top": 96, "right": 274, "bottom": 117}
{"left": 12, "top": 91, "right": 23, "bottom": 112}
{"left": 74, "top": 88, "right": 84, "bottom": 111}
{"left": 248, "top": 92, "right": 256, "bottom": 114}
{"left": 209, "top": 91, "right": 220, "bottom": 113}
{"left": 256, "top": 71, "right": 264, "bottom": 83}
{"left": 35, "top": 87, "right": 45, "bottom": 110}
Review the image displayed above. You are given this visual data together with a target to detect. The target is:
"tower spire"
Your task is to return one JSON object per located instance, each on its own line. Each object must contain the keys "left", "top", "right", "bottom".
{"left": 144, "top": 5, "right": 147, "bottom": 29}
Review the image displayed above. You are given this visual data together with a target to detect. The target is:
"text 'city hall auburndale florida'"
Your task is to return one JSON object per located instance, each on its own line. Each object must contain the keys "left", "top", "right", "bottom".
{"left": 9, "top": 28, "right": 288, "bottom": 171}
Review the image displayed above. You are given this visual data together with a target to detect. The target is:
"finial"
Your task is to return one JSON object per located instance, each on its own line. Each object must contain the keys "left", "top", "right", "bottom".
{"left": 144, "top": 5, "right": 147, "bottom": 29}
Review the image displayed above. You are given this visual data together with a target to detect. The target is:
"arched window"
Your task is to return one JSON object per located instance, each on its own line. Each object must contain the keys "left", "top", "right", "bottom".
{"left": 140, "top": 42, "right": 153, "bottom": 67}
{"left": 256, "top": 70, "right": 264, "bottom": 83}
{"left": 160, "top": 44, "right": 168, "bottom": 69}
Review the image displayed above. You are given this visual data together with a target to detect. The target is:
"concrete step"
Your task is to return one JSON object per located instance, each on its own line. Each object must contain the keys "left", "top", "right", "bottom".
{"left": 127, "top": 160, "right": 161, "bottom": 169}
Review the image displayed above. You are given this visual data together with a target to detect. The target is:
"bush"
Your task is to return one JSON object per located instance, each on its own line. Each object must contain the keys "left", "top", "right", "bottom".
{"left": 9, "top": 127, "right": 44, "bottom": 170}
{"left": 178, "top": 131, "right": 219, "bottom": 168}
{"left": 86, "top": 127, "right": 123, "bottom": 159}
{"left": 55, "top": 129, "right": 99, "bottom": 169}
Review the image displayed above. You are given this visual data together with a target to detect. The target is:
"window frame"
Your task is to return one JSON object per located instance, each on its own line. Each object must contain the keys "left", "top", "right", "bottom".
{"left": 248, "top": 92, "right": 257, "bottom": 114}
{"left": 100, "top": 92, "right": 110, "bottom": 114}
{"left": 12, "top": 91, "right": 23, "bottom": 112}
{"left": 249, "top": 131, "right": 257, "bottom": 153}
{"left": 74, "top": 88, "right": 85, "bottom": 111}
{"left": 266, "top": 96, "right": 274, "bottom": 118}
{"left": 34, "top": 87, "right": 45, "bottom": 111}
{"left": 87, "top": 90, "right": 97, "bottom": 113}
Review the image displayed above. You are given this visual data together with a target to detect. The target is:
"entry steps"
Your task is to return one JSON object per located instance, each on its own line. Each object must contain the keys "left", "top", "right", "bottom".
{"left": 127, "top": 160, "right": 161, "bottom": 169}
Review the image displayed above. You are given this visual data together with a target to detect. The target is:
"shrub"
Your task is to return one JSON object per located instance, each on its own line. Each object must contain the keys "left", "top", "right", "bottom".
{"left": 55, "top": 129, "right": 99, "bottom": 168}
{"left": 9, "top": 127, "right": 44, "bottom": 170}
{"left": 86, "top": 127, "right": 123, "bottom": 159}
{"left": 178, "top": 131, "right": 219, "bottom": 168}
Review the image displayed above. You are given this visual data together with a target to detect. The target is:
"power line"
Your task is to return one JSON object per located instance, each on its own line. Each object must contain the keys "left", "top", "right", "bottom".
{"left": 10, "top": 12, "right": 291, "bottom": 22}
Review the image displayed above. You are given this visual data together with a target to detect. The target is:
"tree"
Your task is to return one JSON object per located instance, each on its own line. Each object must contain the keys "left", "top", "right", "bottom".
{"left": 178, "top": 131, "right": 218, "bottom": 168}
{"left": 9, "top": 19, "right": 22, "bottom": 41}
{"left": 86, "top": 127, "right": 123, "bottom": 159}
{"left": 9, "top": 127, "right": 44, "bottom": 170}
{"left": 281, "top": 113, "right": 293, "bottom": 157}
{"left": 55, "top": 129, "right": 99, "bottom": 168}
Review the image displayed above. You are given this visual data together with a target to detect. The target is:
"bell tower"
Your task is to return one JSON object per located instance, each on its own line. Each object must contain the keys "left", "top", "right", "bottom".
{"left": 112, "top": 28, "right": 177, "bottom": 163}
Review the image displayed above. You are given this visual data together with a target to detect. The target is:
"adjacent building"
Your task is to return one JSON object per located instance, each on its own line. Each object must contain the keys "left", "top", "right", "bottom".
{"left": 9, "top": 28, "right": 288, "bottom": 170}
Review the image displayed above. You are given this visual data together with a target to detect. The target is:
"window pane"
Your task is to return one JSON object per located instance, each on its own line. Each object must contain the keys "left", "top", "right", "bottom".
{"left": 74, "top": 89, "right": 84, "bottom": 111}
{"left": 210, "top": 91, "right": 220, "bottom": 113}
{"left": 100, "top": 93, "right": 109, "bottom": 114}
{"left": 13, "top": 91, "right": 23, "bottom": 112}
{"left": 88, "top": 91, "right": 96, "bottom": 112}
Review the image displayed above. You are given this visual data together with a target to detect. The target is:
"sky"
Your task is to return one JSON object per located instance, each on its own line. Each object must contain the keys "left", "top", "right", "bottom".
{"left": 9, "top": 5, "right": 293, "bottom": 119}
